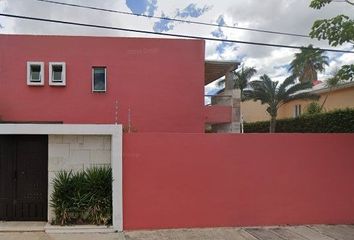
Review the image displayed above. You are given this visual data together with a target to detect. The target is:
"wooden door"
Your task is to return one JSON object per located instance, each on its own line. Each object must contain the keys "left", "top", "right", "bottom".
{"left": 0, "top": 135, "right": 47, "bottom": 221}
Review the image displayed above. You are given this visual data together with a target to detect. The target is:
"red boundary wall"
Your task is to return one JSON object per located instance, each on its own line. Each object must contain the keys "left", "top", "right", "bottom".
{"left": 123, "top": 133, "right": 354, "bottom": 230}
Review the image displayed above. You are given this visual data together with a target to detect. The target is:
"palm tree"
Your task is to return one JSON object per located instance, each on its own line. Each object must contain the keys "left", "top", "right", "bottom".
{"left": 243, "top": 74, "right": 319, "bottom": 133}
{"left": 234, "top": 66, "right": 257, "bottom": 100}
{"left": 289, "top": 44, "right": 329, "bottom": 83}
{"left": 218, "top": 66, "right": 257, "bottom": 99}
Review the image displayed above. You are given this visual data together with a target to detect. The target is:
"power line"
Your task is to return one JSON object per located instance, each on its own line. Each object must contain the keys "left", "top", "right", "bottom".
{"left": 35, "top": 0, "right": 311, "bottom": 39}
{"left": 0, "top": 13, "right": 353, "bottom": 54}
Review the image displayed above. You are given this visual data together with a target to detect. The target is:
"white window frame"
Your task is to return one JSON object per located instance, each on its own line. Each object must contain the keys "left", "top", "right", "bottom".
{"left": 92, "top": 67, "right": 107, "bottom": 92}
{"left": 27, "top": 61, "right": 44, "bottom": 86}
{"left": 294, "top": 104, "right": 302, "bottom": 118}
{"left": 49, "top": 62, "right": 66, "bottom": 86}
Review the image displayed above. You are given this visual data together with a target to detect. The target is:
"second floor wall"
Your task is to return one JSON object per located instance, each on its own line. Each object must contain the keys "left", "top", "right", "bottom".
{"left": 0, "top": 34, "right": 205, "bottom": 133}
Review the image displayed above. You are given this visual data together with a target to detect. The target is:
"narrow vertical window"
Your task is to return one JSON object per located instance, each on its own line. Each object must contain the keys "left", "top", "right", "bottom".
{"left": 294, "top": 104, "right": 302, "bottom": 118}
{"left": 92, "top": 67, "right": 106, "bottom": 92}
{"left": 298, "top": 105, "right": 302, "bottom": 116}
{"left": 49, "top": 62, "right": 66, "bottom": 86}
{"left": 27, "top": 62, "right": 44, "bottom": 86}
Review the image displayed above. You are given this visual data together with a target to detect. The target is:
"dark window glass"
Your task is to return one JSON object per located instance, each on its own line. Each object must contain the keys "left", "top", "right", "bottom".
{"left": 30, "top": 65, "right": 41, "bottom": 82}
{"left": 52, "top": 65, "right": 63, "bottom": 82}
{"left": 93, "top": 67, "right": 106, "bottom": 91}
{"left": 299, "top": 105, "right": 302, "bottom": 116}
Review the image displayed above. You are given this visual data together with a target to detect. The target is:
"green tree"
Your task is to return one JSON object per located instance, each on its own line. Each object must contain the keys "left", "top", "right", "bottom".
{"left": 336, "top": 64, "right": 354, "bottom": 81}
{"left": 310, "top": 15, "right": 354, "bottom": 46}
{"left": 218, "top": 66, "right": 257, "bottom": 99}
{"left": 233, "top": 66, "right": 257, "bottom": 100}
{"left": 243, "top": 74, "right": 319, "bottom": 133}
{"left": 289, "top": 44, "right": 329, "bottom": 83}
{"left": 310, "top": 0, "right": 353, "bottom": 10}
{"left": 309, "top": 0, "right": 354, "bottom": 81}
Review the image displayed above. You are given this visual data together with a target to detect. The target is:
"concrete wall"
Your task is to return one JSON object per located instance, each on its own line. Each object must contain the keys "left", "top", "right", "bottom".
{"left": 123, "top": 133, "right": 354, "bottom": 230}
{"left": 48, "top": 135, "right": 111, "bottom": 221}
{"left": 0, "top": 34, "right": 205, "bottom": 133}
{"left": 210, "top": 89, "right": 241, "bottom": 133}
{"left": 204, "top": 105, "right": 232, "bottom": 124}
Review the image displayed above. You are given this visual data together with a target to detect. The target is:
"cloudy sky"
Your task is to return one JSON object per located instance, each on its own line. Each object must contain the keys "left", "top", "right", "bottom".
{"left": 0, "top": 0, "right": 353, "bottom": 95}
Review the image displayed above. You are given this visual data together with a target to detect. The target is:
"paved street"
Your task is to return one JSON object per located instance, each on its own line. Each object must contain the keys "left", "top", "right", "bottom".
{"left": 1, "top": 225, "right": 354, "bottom": 240}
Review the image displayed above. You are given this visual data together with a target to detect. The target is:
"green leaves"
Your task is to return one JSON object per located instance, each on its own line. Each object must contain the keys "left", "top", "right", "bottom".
{"left": 244, "top": 108, "right": 354, "bottom": 133}
{"left": 310, "top": 15, "right": 354, "bottom": 47}
{"left": 309, "top": 0, "right": 354, "bottom": 82}
{"left": 336, "top": 65, "right": 354, "bottom": 81}
{"left": 305, "top": 102, "right": 322, "bottom": 115}
{"left": 244, "top": 74, "right": 316, "bottom": 132}
{"left": 289, "top": 44, "right": 329, "bottom": 83}
{"left": 217, "top": 66, "right": 257, "bottom": 100}
{"left": 310, "top": 0, "right": 333, "bottom": 9}
{"left": 310, "top": 0, "right": 354, "bottom": 9}
{"left": 234, "top": 66, "right": 257, "bottom": 90}
{"left": 50, "top": 166, "right": 112, "bottom": 225}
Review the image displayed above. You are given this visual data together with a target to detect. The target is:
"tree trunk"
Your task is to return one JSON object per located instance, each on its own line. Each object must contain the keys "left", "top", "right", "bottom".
{"left": 269, "top": 115, "right": 277, "bottom": 133}
{"left": 320, "top": 87, "right": 332, "bottom": 111}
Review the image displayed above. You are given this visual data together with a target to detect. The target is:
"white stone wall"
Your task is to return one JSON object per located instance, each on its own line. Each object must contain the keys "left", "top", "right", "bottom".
{"left": 48, "top": 135, "right": 111, "bottom": 221}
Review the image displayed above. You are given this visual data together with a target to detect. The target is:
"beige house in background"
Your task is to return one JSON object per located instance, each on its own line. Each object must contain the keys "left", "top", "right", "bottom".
{"left": 241, "top": 81, "right": 354, "bottom": 123}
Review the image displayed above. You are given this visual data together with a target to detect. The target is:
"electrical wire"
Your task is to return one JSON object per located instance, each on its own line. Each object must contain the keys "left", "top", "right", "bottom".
{"left": 35, "top": 0, "right": 311, "bottom": 39}
{"left": 0, "top": 13, "right": 353, "bottom": 54}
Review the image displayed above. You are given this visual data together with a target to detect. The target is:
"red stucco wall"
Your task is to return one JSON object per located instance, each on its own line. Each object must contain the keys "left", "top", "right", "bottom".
{"left": 0, "top": 34, "right": 205, "bottom": 133}
{"left": 123, "top": 133, "right": 354, "bottom": 229}
{"left": 204, "top": 105, "right": 232, "bottom": 124}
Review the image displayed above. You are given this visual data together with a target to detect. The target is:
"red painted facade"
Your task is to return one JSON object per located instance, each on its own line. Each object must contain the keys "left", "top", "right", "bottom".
{"left": 204, "top": 105, "right": 232, "bottom": 124}
{"left": 0, "top": 34, "right": 205, "bottom": 133}
{"left": 123, "top": 133, "right": 354, "bottom": 229}
{"left": 3, "top": 34, "right": 353, "bottom": 231}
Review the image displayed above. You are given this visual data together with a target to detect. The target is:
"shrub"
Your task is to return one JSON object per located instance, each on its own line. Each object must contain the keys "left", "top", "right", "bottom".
{"left": 244, "top": 108, "right": 354, "bottom": 133}
{"left": 305, "top": 101, "right": 322, "bottom": 115}
{"left": 50, "top": 166, "right": 112, "bottom": 225}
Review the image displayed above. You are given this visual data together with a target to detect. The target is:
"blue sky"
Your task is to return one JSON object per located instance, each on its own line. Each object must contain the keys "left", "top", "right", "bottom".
{"left": 124, "top": 1, "right": 212, "bottom": 35}
{"left": 125, "top": 0, "right": 158, "bottom": 16}
{"left": 152, "top": 3, "right": 211, "bottom": 32}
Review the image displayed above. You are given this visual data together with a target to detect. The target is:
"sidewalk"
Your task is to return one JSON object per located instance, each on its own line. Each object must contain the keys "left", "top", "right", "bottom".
{"left": 1, "top": 225, "right": 354, "bottom": 240}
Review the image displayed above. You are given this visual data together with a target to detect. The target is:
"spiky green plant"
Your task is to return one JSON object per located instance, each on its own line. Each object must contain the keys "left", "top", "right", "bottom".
{"left": 289, "top": 44, "right": 329, "bottom": 83}
{"left": 50, "top": 171, "right": 76, "bottom": 225}
{"left": 243, "top": 74, "right": 319, "bottom": 132}
{"left": 50, "top": 166, "right": 112, "bottom": 225}
{"left": 218, "top": 66, "right": 257, "bottom": 100}
{"left": 85, "top": 166, "right": 112, "bottom": 225}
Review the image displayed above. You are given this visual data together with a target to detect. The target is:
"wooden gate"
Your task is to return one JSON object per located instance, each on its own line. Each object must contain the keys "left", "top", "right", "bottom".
{"left": 0, "top": 135, "right": 48, "bottom": 221}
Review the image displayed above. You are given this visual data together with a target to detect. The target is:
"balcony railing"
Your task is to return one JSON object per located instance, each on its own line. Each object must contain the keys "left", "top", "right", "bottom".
{"left": 204, "top": 95, "right": 233, "bottom": 124}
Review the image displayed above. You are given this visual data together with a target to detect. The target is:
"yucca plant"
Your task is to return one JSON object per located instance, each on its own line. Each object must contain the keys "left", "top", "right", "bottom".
{"left": 85, "top": 166, "right": 112, "bottom": 225}
{"left": 68, "top": 171, "right": 90, "bottom": 224}
{"left": 50, "top": 166, "right": 112, "bottom": 225}
{"left": 50, "top": 171, "right": 76, "bottom": 225}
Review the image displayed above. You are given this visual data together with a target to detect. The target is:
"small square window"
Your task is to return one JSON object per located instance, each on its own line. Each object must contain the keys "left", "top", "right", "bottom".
{"left": 49, "top": 62, "right": 66, "bottom": 86}
{"left": 92, "top": 67, "right": 106, "bottom": 92}
{"left": 27, "top": 62, "right": 44, "bottom": 86}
